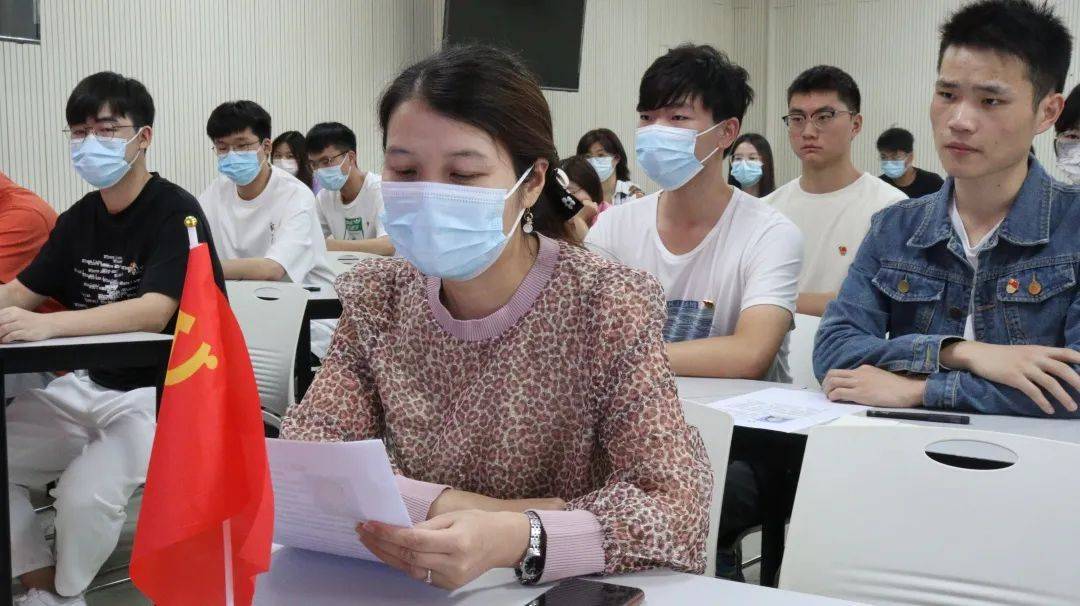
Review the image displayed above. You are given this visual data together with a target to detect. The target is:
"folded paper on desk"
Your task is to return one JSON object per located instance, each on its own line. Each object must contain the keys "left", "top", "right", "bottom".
{"left": 706, "top": 388, "right": 868, "bottom": 433}
{"left": 266, "top": 438, "right": 411, "bottom": 561}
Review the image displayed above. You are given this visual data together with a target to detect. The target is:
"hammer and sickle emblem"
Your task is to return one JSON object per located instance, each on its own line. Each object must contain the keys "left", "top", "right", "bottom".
{"left": 164, "top": 311, "right": 219, "bottom": 386}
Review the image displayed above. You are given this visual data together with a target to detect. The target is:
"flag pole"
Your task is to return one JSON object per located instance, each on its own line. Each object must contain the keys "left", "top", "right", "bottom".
{"left": 185, "top": 216, "right": 235, "bottom": 605}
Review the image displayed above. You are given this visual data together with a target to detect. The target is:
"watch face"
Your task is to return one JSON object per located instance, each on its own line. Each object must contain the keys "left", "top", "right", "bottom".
{"left": 523, "top": 554, "right": 544, "bottom": 576}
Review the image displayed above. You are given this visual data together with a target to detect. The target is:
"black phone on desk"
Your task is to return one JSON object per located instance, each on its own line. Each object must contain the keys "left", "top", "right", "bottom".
{"left": 524, "top": 578, "right": 644, "bottom": 606}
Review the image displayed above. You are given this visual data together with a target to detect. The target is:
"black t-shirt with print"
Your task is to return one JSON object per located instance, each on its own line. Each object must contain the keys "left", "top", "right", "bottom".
{"left": 18, "top": 173, "right": 225, "bottom": 391}
{"left": 880, "top": 167, "right": 945, "bottom": 200}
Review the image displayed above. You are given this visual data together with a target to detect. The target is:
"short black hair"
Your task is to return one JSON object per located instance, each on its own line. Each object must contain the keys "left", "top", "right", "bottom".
{"left": 876, "top": 127, "right": 914, "bottom": 154}
{"left": 66, "top": 71, "right": 155, "bottom": 128}
{"left": 787, "top": 65, "right": 861, "bottom": 113}
{"left": 938, "top": 0, "right": 1072, "bottom": 102}
{"left": 637, "top": 44, "right": 754, "bottom": 124}
{"left": 1056, "top": 83, "right": 1080, "bottom": 134}
{"left": 206, "top": 100, "right": 271, "bottom": 141}
{"left": 305, "top": 122, "right": 357, "bottom": 155}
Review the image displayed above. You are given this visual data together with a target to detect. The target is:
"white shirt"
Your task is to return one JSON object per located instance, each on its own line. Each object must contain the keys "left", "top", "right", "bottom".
{"left": 949, "top": 201, "right": 1003, "bottom": 340}
{"left": 586, "top": 188, "right": 803, "bottom": 382}
{"left": 315, "top": 172, "right": 387, "bottom": 241}
{"left": 766, "top": 173, "right": 906, "bottom": 293}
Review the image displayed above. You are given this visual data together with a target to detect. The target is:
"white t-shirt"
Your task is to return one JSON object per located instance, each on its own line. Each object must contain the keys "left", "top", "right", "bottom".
{"left": 315, "top": 172, "right": 387, "bottom": 241}
{"left": 766, "top": 173, "right": 906, "bottom": 293}
{"left": 586, "top": 188, "right": 803, "bottom": 382}
{"left": 949, "top": 201, "right": 1002, "bottom": 340}
{"left": 198, "top": 165, "right": 337, "bottom": 356}
{"left": 612, "top": 180, "right": 643, "bottom": 205}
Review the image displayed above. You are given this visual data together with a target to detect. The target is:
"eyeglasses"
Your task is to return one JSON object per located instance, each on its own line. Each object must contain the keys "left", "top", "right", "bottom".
{"left": 213, "top": 140, "right": 264, "bottom": 156}
{"left": 308, "top": 150, "right": 349, "bottom": 171}
{"left": 63, "top": 122, "right": 137, "bottom": 142}
{"left": 782, "top": 109, "right": 857, "bottom": 131}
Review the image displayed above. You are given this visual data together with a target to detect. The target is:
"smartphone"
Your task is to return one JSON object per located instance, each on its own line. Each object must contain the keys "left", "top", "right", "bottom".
{"left": 524, "top": 578, "right": 645, "bottom": 606}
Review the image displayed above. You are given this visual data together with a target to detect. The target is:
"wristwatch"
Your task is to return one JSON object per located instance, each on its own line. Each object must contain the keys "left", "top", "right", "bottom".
{"left": 515, "top": 510, "right": 546, "bottom": 585}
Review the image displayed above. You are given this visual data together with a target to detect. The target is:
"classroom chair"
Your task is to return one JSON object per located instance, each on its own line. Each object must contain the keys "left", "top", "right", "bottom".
{"left": 325, "top": 251, "right": 382, "bottom": 276}
{"left": 780, "top": 424, "right": 1080, "bottom": 605}
{"left": 680, "top": 401, "right": 734, "bottom": 577}
{"left": 788, "top": 313, "right": 821, "bottom": 389}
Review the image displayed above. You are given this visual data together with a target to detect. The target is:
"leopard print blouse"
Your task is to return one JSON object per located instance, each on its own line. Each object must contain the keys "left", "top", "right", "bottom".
{"left": 281, "top": 235, "right": 712, "bottom": 579}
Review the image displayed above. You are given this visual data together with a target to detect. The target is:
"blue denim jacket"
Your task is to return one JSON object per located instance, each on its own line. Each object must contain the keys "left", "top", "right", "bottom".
{"left": 814, "top": 158, "right": 1080, "bottom": 417}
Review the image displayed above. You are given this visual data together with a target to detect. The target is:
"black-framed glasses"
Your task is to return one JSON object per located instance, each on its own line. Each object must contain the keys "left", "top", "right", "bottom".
{"left": 782, "top": 109, "right": 857, "bottom": 131}
{"left": 63, "top": 122, "right": 136, "bottom": 141}
{"left": 308, "top": 150, "right": 349, "bottom": 171}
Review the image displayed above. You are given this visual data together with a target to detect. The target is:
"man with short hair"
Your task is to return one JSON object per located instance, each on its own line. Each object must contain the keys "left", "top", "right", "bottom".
{"left": 876, "top": 126, "right": 945, "bottom": 198}
{"left": 198, "top": 100, "right": 337, "bottom": 357}
{"left": 765, "top": 66, "right": 906, "bottom": 317}
{"left": 3, "top": 72, "right": 223, "bottom": 606}
{"left": 587, "top": 44, "right": 802, "bottom": 382}
{"left": 305, "top": 122, "right": 394, "bottom": 256}
{"left": 816, "top": 0, "right": 1080, "bottom": 419}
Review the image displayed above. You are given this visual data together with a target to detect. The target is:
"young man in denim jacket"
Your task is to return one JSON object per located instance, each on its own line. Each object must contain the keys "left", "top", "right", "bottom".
{"left": 814, "top": 0, "right": 1080, "bottom": 418}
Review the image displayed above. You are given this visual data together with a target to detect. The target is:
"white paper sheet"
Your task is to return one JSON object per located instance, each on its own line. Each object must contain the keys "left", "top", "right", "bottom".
{"left": 266, "top": 438, "right": 412, "bottom": 561}
{"left": 706, "top": 388, "right": 868, "bottom": 433}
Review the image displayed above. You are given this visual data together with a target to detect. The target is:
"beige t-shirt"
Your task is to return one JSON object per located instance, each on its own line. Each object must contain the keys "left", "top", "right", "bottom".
{"left": 766, "top": 173, "right": 906, "bottom": 292}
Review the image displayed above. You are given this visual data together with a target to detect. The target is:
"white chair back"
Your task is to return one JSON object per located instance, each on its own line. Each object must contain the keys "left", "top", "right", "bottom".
{"left": 789, "top": 313, "right": 821, "bottom": 388}
{"left": 326, "top": 251, "right": 381, "bottom": 276}
{"left": 680, "top": 401, "right": 734, "bottom": 577}
{"left": 780, "top": 424, "right": 1080, "bottom": 605}
{"left": 226, "top": 281, "right": 307, "bottom": 418}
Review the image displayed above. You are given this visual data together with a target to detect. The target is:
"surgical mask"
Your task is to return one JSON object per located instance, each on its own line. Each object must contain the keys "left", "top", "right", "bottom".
{"left": 1056, "top": 140, "right": 1080, "bottom": 184}
{"left": 587, "top": 156, "right": 615, "bottom": 181}
{"left": 273, "top": 158, "right": 299, "bottom": 176}
{"left": 380, "top": 169, "right": 532, "bottom": 281}
{"left": 218, "top": 150, "right": 264, "bottom": 186}
{"left": 881, "top": 159, "right": 907, "bottom": 179}
{"left": 70, "top": 128, "right": 145, "bottom": 189}
{"left": 730, "top": 160, "right": 763, "bottom": 187}
{"left": 316, "top": 157, "right": 352, "bottom": 192}
{"left": 635, "top": 123, "right": 720, "bottom": 191}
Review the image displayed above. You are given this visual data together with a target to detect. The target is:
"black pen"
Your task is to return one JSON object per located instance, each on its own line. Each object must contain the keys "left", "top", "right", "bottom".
{"left": 866, "top": 410, "right": 970, "bottom": 424}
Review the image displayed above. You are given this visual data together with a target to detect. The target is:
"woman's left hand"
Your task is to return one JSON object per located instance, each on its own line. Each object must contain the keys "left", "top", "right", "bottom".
{"left": 357, "top": 509, "right": 531, "bottom": 590}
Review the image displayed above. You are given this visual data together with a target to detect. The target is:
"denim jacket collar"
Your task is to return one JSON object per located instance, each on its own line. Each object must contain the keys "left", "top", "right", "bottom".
{"left": 907, "top": 156, "right": 1053, "bottom": 250}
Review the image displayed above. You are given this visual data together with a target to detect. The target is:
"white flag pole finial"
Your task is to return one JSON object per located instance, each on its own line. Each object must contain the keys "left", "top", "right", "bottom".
{"left": 184, "top": 216, "right": 199, "bottom": 250}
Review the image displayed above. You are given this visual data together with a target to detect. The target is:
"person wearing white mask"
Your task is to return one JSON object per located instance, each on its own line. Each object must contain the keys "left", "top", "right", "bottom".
{"left": 281, "top": 44, "right": 712, "bottom": 590}
{"left": 270, "top": 130, "right": 316, "bottom": 192}
{"left": 875, "top": 127, "right": 944, "bottom": 198}
{"left": 575, "top": 128, "right": 645, "bottom": 204}
{"left": 586, "top": 44, "right": 803, "bottom": 382}
{"left": 1054, "top": 83, "right": 1080, "bottom": 183}
{"left": 197, "top": 100, "right": 337, "bottom": 357}
{"left": 305, "top": 122, "right": 394, "bottom": 256}
{"left": 725, "top": 133, "right": 776, "bottom": 198}
{"left": 1, "top": 72, "right": 225, "bottom": 606}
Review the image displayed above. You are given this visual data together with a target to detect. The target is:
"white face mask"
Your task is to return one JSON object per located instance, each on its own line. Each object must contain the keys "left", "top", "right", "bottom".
{"left": 273, "top": 158, "right": 299, "bottom": 176}
{"left": 1056, "top": 139, "right": 1080, "bottom": 184}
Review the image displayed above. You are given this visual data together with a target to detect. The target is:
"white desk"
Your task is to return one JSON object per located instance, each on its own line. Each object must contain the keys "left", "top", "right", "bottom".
{"left": 254, "top": 548, "right": 863, "bottom": 605}
{"left": 675, "top": 376, "right": 1080, "bottom": 445}
{"left": 0, "top": 331, "right": 173, "bottom": 350}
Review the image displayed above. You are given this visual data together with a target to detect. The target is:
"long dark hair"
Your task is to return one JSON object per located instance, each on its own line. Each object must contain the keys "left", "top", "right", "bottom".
{"left": 272, "top": 131, "right": 314, "bottom": 189}
{"left": 576, "top": 128, "right": 631, "bottom": 182}
{"left": 378, "top": 44, "right": 580, "bottom": 243}
{"left": 725, "top": 133, "right": 776, "bottom": 197}
{"left": 560, "top": 155, "right": 603, "bottom": 204}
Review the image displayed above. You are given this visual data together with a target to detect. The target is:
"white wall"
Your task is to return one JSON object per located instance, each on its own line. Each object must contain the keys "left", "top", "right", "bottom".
{"left": 753, "top": 0, "right": 1080, "bottom": 186}
{"left": 0, "top": 0, "right": 438, "bottom": 211}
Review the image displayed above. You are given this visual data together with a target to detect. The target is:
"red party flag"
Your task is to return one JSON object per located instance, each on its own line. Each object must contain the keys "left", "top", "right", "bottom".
{"left": 130, "top": 220, "right": 273, "bottom": 605}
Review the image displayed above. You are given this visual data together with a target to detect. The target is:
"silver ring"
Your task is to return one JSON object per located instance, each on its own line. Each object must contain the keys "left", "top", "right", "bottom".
{"left": 425, "top": 569, "right": 433, "bottom": 584}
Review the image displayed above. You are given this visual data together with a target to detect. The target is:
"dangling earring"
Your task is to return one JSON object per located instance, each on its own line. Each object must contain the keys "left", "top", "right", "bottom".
{"left": 522, "top": 209, "right": 534, "bottom": 234}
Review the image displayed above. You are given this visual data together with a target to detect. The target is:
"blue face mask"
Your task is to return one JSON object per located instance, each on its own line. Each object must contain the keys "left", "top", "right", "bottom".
{"left": 380, "top": 169, "right": 532, "bottom": 281}
{"left": 70, "top": 128, "right": 145, "bottom": 189}
{"left": 730, "top": 160, "right": 763, "bottom": 187}
{"left": 316, "top": 157, "right": 352, "bottom": 191}
{"left": 218, "top": 150, "right": 264, "bottom": 186}
{"left": 881, "top": 159, "right": 907, "bottom": 179}
{"left": 635, "top": 123, "right": 720, "bottom": 191}
{"left": 587, "top": 155, "right": 615, "bottom": 181}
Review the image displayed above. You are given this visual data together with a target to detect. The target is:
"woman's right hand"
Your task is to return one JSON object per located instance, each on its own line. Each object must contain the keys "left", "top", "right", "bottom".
{"left": 428, "top": 489, "right": 565, "bottom": 519}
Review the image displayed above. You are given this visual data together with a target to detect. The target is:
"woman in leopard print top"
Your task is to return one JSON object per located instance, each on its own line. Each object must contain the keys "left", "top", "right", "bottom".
{"left": 281, "top": 44, "right": 711, "bottom": 591}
